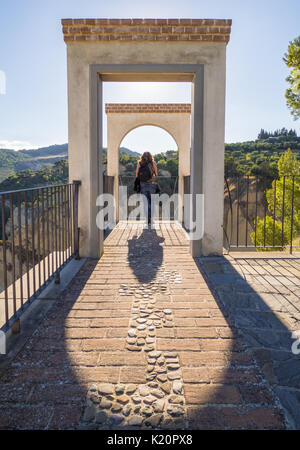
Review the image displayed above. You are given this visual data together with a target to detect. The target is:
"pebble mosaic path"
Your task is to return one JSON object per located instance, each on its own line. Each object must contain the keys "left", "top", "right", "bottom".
{"left": 0, "top": 223, "right": 289, "bottom": 429}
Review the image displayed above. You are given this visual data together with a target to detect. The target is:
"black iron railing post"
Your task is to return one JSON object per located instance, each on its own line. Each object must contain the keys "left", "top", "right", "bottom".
{"left": 72, "top": 180, "right": 81, "bottom": 260}
{"left": 290, "top": 176, "right": 295, "bottom": 255}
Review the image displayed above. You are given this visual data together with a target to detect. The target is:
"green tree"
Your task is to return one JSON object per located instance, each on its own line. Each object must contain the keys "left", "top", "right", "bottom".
{"left": 225, "top": 155, "right": 238, "bottom": 177}
{"left": 165, "top": 158, "right": 178, "bottom": 176}
{"left": 278, "top": 148, "right": 300, "bottom": 177}
{"left": 283, "top": 36, "right": 300, "bottom": 119}
{"left": 250, "top": 149, "right": 300, "bottom": 250}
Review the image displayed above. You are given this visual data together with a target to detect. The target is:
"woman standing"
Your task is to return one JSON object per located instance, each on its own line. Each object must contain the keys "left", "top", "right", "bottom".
{"left": 136, "top": 152, "right": 158, "bottom": 224}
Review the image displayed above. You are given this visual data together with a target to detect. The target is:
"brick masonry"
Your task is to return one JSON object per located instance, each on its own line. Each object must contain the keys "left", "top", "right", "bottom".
{"left": 0, "top": 223, "right": 287, "bottom": 430}
{"left": 61, "top": 18, "right": 232, "bottom": 43}
{"left": 105, "top": 104, "right": 191, "bottom": 114}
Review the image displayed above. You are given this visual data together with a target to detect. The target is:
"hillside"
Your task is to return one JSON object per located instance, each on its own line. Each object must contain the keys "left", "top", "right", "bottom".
{"left": 19, "top": 143, "right": 68, "bottom": 158}
{"left": 0, "top": 144, "right": 68, "bottom": 182}
{"left": 225, "top": 131, "right": 300, "bottom": 179}
{"left": 0, "top": 144, "right": 139, "bottom": 182}
{"left": 119, "top": 147, "right": 140, "bottom": 158}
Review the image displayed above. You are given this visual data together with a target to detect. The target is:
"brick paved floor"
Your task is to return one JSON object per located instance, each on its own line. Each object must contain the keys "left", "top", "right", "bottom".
{"left": 0, "top": 223, "right": 288, "bottom": 429}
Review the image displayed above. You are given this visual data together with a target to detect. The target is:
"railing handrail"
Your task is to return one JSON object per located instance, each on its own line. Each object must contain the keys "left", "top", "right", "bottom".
{"left": 118, "top": 175, "right": 179, "bottom": 179}
{"left": 0, "top": 182, "right": 75, "bottom": 196}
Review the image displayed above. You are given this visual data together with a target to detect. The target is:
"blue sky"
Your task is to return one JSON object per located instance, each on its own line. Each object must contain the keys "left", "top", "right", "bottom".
{"left": 0, "top": 0, "right": 299, "bottom": 154}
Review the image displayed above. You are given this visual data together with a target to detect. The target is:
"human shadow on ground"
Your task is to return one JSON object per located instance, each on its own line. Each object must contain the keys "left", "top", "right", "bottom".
{"left": 127, "top": 226, "right": 165, "bottom": 284}
{"left": 186, "top": 255, "right": 300, "bottom": 430}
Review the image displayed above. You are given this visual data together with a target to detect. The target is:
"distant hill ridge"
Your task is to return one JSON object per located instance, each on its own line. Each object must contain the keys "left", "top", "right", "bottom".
{"left": 0, "top": 144, "right": 140, "bottom": 182}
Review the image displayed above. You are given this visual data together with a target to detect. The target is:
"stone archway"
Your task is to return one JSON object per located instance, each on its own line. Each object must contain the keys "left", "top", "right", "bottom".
{"left": 106, "top": 103, "right": 191, "bottom": 220}
{"left": 62, "top": 18, "right": 232, "bottom": 258}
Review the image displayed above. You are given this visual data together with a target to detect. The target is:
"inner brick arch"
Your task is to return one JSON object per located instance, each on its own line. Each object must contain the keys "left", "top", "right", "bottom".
{"left": 106, "top": 103, "right": 191, "bottom": 220}
{"left": 118, "top": 123, "right": 180, "bottom": 152}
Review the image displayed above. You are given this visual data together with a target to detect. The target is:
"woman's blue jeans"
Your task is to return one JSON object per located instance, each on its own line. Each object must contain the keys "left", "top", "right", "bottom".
{"left": 140, "top": 182, "right": 157, "bottom": 221}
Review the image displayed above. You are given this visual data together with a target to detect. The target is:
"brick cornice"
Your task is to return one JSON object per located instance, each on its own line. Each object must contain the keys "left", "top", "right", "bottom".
{"left": 105, "top": 104, "right": 191, "bottom": 114}
{"left": 61, "top": 18, "right": 232, "bottom": 44}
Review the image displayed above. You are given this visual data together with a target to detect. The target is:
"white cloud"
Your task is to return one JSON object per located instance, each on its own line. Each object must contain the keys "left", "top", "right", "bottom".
{"left": 0, "top": 140, "right": 39, "bottom": 151}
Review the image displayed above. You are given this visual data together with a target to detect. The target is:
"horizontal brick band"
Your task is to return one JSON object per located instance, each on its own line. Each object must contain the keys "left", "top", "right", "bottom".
{"left": 105, "top": 103, "right": 192, "bottom": 114}
{"left": 61, "top": 18, "right": 232, "bottom": 43}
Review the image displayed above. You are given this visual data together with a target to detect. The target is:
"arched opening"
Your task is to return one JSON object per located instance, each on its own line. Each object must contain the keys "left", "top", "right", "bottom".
{"left": 118, "top": 125, "right": 179, "bottom": 221}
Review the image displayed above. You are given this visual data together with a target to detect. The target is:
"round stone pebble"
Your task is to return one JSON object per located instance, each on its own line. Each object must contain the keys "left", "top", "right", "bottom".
{"left": 169, "top": 395, "right": 184, "bottom": 405}
{"left": 98, "top": 384, "right": 114, "bottom": 395}
{"left": 99, "top": 398, "right": 112, "bottom": 409}
{"left": 111, "top": 402, "right": 122, "bottom": 413}
{"left": 95, "top": 410, "right": 107, "bottom": 424}
{"left": 117, "top": 394, "right": 130, "bottom": 404}
{"left": 161, "top": 382, "right": 171, "bottom": 394}
{"left": 125, "top": 384, "right": 137, "bottom": 395}
{"left": 109, "top": 414, "right": 124, "bottom": 425}
{"left": 139, "top": 384, "right": 150, "bottom": 396}
{"left": 123, "top": 404, "right": 132, "bottom": 417}
{"left": 132, "top": 394, "right": 142, "bottom": 404}
{"left": 141, "top": 405, "right": 153, "bottom": 416}
{"left": 157, "top": 374, "right": 168, "bottom": 383}
{"left": 128, "top": 329, "right": 136, "bottom": 337}
{"left": 144, "top": 414, "right": 163, "bottom": 428}
{"left": 153, "top": 399, "right": 165, "bottom": 413}
{"left": 137, "top": 318, "right": 147, "bottom": 324}
{"left": 115, "top": 384, "right": 125, "bottom": 395}
{"left": 128, "top": 415, "right": 143, "bottom": 426}
{"left": 167, "top": 405, "right": 184, "bottom": 417}
{"left": 172, "top": 381, "right": 183, "bottom": 394}
{"left": 149, "top": 351, "right": 161, "bottom": 359}
{"left": 167, "top": 363, "right": 180, "bottom": 370}
{"left": 151, "top": 388, "right": 165, "bottom": 399}
{"left": 167, "top": 371, "right": 181, "bottom": 381}
{"left": 143, "top": 395, "right": 157, "bottom": 405}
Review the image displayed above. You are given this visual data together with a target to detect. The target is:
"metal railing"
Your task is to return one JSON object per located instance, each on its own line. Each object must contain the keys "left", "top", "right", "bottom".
{"left": 0, "top": 181, "right": 80, "bottom": 333}
{"left": 118, "top": 175, "right": 179, "bottom": 220}
{"left": 103, "top": 174, "right": 114, "bottom": 197}
{"left": 119, "top": 175, "right": 178, "bottom": 197}
{"left": 224, "top": 175, "right": 300, "bottom": 252}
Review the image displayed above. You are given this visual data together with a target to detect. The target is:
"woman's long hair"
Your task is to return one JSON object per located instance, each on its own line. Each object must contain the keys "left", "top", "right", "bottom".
{"left": 139, "top": 151, "right": 155, "bottom": 173}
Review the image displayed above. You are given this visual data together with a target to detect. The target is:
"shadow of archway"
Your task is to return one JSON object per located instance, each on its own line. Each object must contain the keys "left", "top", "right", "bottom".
{"left": 183, "top": 255, "right": 300, "bottom": 430}
{"left": 0, "top": 259, "right": 98, "bottom": 429}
